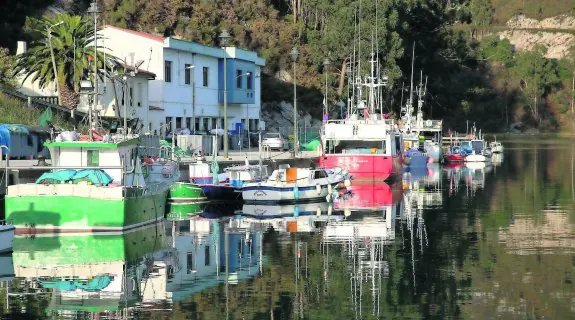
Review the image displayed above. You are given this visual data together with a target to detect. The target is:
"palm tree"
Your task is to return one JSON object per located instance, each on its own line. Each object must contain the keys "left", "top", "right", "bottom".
{"left": 15, "top": 14, "right": 117, "bottom": 109}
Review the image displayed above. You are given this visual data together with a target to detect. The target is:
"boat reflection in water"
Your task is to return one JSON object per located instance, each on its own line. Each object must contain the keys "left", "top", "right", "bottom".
{"left": 10, "top": 223, "right": 168, "bottom": 318}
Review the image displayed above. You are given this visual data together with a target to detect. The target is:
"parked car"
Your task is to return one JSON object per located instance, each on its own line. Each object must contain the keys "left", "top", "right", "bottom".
{"left": 261, "top": 132, "right": 289, "bottom": 151}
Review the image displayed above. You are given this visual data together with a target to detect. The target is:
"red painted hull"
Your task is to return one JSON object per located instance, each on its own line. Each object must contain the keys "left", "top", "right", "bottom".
{"left": 319, "top": 154, "right": 402, "bottom": 182}
{"left": 444, "top": 154, "right": 465, "bottom": 163}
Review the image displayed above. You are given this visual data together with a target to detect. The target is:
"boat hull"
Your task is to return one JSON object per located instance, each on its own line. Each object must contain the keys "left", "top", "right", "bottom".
{"left": 465, "top": 154, "right": 487, "bottom": 162}
{"left": 242, "top": 183, "right": 335, "bottom": 204}
{"left": 5, "top": 187, "right": 168, "bottom": 234}
{"left": 444, "top": 154, "right": 465, "bottom": 163}
{"left": 201, "top": 184, "right": 241, "bottom": 201}
{"left": 169, "top": 182, "right": 206, "bottom": 202}
{"left": 334, "top": 182, "right": 402, "bottom": 211}
{"left": 319, "top": 154, "right": 401, "bottom": 182}
{"left": 167, "top": 201, "right": 206, "bottom": 219}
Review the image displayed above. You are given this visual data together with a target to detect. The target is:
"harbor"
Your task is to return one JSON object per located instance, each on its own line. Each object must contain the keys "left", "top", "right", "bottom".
{"left": 2, "top": 0, "right": 575, "bottom": 318}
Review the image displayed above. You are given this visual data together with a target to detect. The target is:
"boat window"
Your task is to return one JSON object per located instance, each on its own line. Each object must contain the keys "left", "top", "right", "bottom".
{"left": 394, "top": 135, "right": 401, "bottom": 155}
{"left": 87, "top": 150, "right": 99, "bottom": 166}
{"left": 263, "top": 133, "right": 281, "bottom": 139}
{"left": 314, "top": 170, "right": 328, "bottom": 179}
{"left": 471, "top": 140, "right": 484, "bottom": 153}
{"left": 325, "top": 140, "right": 387, "bottom": 155}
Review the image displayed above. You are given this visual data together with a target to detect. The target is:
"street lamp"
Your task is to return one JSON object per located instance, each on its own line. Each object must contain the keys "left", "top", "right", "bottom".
{"left": 323, "top": 58, "right": 330, "bottom": 120}
{"left": 87, "top": 0, "right": 101, "bottom": 138}
{"left": 47, "top": 21, "right": 64, "bottom": 104}
{"left": 291, "top": 46, "right": 299, "bottom": 157}
{"left": 219, "top": 29, "right": 231, "bottom": 158}
{"left": 186, "top": 65, "right": 196, "bottom": 132}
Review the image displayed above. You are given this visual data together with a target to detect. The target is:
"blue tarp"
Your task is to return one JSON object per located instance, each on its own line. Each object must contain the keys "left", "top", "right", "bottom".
{"left": 71, "top": 169, "right": 113, "bottom": 186}
{"left": 38, "top": 275, "right": 113, "bottom": 292}
{"left": 36, "top": 170, "right": 77, "bottom": 184}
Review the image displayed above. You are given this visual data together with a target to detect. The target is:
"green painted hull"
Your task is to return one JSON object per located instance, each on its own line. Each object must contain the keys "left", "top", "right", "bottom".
{"left": 169, "top": 182, "right": 206, "bottom": 201}
{"left": 5, "top": 190, "right": 168, "bottom": 232}
{"left": 13, "top": 224, "right": 167, "bottom": 268}
{"left": 167, "top": 201, "right": 206, "bottom": 219}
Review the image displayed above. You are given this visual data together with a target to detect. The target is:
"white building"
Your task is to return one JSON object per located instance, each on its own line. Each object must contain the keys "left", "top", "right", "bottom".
{"left": 100, "top": 25, "right": 265, "bottom": 136}
{"left": 16, "top": 26, "right": 265, "bottom": 137}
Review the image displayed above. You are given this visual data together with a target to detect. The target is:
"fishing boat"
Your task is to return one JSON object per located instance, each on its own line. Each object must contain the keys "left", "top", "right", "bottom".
{"left": 400, "top": 69, "right": 443, "bottom": 163}
{"left": 242, "top": 166, "right": 349, "bottom": 203}
{"left": 443, "top": 146, "right": 466, "bottom": 163}
{"left": 5, "top": 134, "right": 179, "bottom": 233}
{"left": 0, "top": 221, "right": 15, "bottom": 253}
{"left": 489, "top": 138, "right": 504, "bottom": 154}
{"left": 188, "top": 154, "right": 239, "bottom": 201}
{"left": 320, "top": 58, "right": 403, "bottom": 181}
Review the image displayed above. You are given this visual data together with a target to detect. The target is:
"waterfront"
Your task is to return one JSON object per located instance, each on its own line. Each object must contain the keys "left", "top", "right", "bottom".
{"left": 1, "top": 139, "right": 575, "bottom": 319}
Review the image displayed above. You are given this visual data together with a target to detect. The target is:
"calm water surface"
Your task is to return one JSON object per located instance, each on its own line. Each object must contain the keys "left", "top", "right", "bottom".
{"left": 1, "top": 139, "right": 575, "bottom": 319}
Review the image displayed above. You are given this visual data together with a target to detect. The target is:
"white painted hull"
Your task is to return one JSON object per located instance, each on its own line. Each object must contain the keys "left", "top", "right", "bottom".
{"left": 491, "top": 146, "right": 503, "bottom": 153}
{"left": 241, "top": 202, "right": 331, "bottom": 218}
{"left": 242, "top": 183, "right": 333, "bottom": 203}
{"left": 0, "top": 225, "right": 15, "bottom": 254}
{"left": 465, "top": 154, "right": 487, "bottom": 162}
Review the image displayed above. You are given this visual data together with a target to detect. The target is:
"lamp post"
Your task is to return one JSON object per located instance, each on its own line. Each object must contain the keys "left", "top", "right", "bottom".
{"left": 186, "top": 65, "right": 196, "bottom": 132}
{"left": 291, "top": 46, "right": 299, "bottom": 157}
{"left": 323, "top": 58, "right": 330, "bottom": 120}
{"left": 47, "top": 21, "right": 64, "bottom": 105}
{"left": 87, "top": 0, "right": 101, "bottom": 138}
{"left": 219, "top": 29, "right": 231, "bottom": 158}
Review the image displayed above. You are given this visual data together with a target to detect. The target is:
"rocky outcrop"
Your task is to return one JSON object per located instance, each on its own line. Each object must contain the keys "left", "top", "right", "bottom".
{"left": 498, "top": 14, "right": 575, "bottom": 59}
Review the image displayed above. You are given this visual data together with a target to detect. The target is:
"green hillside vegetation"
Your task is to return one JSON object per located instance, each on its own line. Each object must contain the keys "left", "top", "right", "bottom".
{"left": 491, "top": 0, "right": 575, "bottom": 24}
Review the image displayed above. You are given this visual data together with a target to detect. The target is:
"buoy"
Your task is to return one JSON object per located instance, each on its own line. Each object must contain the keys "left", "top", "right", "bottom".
{"left": 326, "top": 194, "right": 332, "bottom": 202}
{"left": 327, "top": 184, "right": 332, "bottom": 194}
{"left": 316, "top": 207, "right": 322, "bottom": 216}
{"left": 293, "top": 185, "right": 299, "bottom": 200}
{"left": 316, "top": 184, "right": 321, "bottom": 195}
{"left": 344, "top": 179, "right": 351, "bottom": 188}
{"left": 327, "top": 205, "right": 333, "bottom": 216}
{"left": 293, "top": 206, "right": 299, "bottom": 217}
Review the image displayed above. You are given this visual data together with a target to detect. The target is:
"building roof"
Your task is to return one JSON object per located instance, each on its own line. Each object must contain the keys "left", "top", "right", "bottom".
{"left": 103, "top": 25, "right": 165, "bottom": 43}
{"left": 102, "top": 25, "right": 266, "bottom": 66}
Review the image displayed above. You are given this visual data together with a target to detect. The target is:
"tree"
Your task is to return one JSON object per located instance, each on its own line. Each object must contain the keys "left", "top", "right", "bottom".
{"left": 469, "top": 0, "right": 493, "bottom": 38}
{"left": 0, "top": 47, "right": 17, "bottom": 89}
{"left": 15, "top": 14, "right": 116, "bottom": 109}
{"left": 512, "top": 45, "right": 561, "bottom": 122}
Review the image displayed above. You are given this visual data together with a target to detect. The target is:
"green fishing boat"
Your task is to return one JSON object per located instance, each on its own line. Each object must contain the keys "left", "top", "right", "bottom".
{"left": 5, "top": 136, "right": 179, "bottom": 233}
{"left": 168, "top": 182, "right": 206, "bottom": 201}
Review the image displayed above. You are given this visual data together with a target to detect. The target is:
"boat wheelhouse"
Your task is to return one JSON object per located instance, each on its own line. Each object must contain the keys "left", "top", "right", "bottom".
{"left": 5, "top": 136, "right": 179, "bottom": 233}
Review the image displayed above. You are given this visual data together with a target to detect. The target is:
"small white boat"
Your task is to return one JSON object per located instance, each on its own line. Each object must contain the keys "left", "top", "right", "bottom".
{"left": 465, "top": 152, "right": 487, "bottom": 162}
{"left": 242, "top": 166, "right": 350, "bottom": 203}
{"left": 0, "top": 222, "right": 15, "bottom": 254}
{"left": 240, "top": 202, "right": 331, "bottom": 219}
{"left": 224, "top": 159, "right": 269, "bottom": 188}
{"left": 489, "top": 141, "right": 504, "bottom": 153}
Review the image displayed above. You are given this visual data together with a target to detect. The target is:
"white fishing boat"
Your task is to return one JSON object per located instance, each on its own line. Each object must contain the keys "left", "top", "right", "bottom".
{"left": 242, "top": 166, "right": 350, "bottom": 203}
{"left": 0, "top": 222, "right": 15, "bottom": 254}
{"left": 465, "top": 153, "right": 487, "bottom": 162}
{"left": 489, "top": 140, "right": 504, "bottom": 154}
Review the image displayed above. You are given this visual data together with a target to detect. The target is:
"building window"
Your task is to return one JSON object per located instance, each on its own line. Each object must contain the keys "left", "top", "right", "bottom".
{"left": 176, "top": 117, "right": 182, "bottom": 129}
{"left": 137, "top": 83, "right": 142, "bottom": 107}
{"left": 202, "top": 118, "right": 208, "bottom": 131}
{"left": 164, "top": 60, "right": 172, "bottom": 82}
{"left": 205, "top": 246, "right": 210, "bottom": 266}
{"left": 247, "top": 72, "right": 253, "bottom": 90}
{"left": 186, "top": 252, "right": 195, "bottom": 274}
{"left": 186, "top": 117, "right": 191, "bottom": 130}
{"left": 184, "top": 64, "right": 191, "bottom": 85}
{"left": 236, "top": 69, "right": 242, "bottom": 88}
{"left": 87, "top": 150, "right": 99, "bottom": 166}
{"left": 202, "top": 67, "right": 209, "bottom": 87}
{"left": 195, "top": 118, "right": 200, "bottom": 131}
{"left": 129, "top": 86, "right": 133, "bottom": 106}
{"left": 165, "top": 117, "right": 172, "bottom": 134}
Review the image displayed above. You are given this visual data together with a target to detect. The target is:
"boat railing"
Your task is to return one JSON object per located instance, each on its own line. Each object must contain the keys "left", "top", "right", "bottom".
{"left": 324, "top": 117, "right": 396, "bottom": 126}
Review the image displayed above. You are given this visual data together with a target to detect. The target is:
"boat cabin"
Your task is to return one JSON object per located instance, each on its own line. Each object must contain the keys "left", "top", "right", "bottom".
{"left": 45, "top": 138, "right": 142, "bottom": 186}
